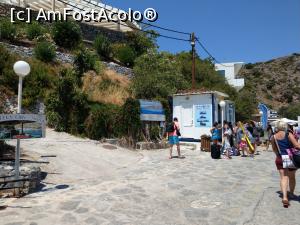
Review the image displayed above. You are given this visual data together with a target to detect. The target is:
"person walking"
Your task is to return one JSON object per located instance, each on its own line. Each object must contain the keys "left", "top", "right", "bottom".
{"left": 228, "top": 122, "right": 234, "bottom": 148}
{"left": 271, "top": 120, "right": 300, "bottom": 208}
{"left": 236, "top": 123, "right": 247, "bottom": 156}
{"left": 265, "top": 124, "right": 274, "bottom": 151}
{"left": 167, "top": 118, "right": 183, "bottom": 159}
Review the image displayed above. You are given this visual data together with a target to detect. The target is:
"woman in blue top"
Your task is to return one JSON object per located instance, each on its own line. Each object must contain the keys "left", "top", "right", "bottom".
{"left": 271, "top": 120, "right": 300, "bottom": 208}
{"left": 210, "top": 122, "right": 221, "bottom": 145}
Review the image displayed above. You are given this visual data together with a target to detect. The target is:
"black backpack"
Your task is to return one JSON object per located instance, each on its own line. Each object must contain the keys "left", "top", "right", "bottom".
{"left": 211, "top": 143, "right": 221, "bottom": 159}
{"left": 166, "top": 122, "right": 175, "bottom": 133}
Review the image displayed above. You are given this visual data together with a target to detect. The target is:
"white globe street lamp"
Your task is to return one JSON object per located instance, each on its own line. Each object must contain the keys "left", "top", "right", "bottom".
{"left": 259, "top": 110, "right": 263, "bottom": 126}
{"left": 13, "top": 61, "right": 30, "bottom": 114}
{"left": 219, "top": 100, "right": 226, "bottom": 139}
{"left": 13, "top": 61, "right": 31, "bottom": 77}
{"left": 13, "top": 61, "right": 30, "bottom": 181}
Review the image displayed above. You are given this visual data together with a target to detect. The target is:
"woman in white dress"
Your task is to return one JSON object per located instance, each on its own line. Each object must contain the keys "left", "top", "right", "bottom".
{"left": 223, "top": 122, "right": 232, "bottom": 159}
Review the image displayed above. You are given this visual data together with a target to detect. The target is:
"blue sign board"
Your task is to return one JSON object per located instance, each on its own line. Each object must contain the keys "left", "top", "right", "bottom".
{"left": 139, "top": 100, "right": 165, "bottom": 122}
{"left": 195, "top": 104, "right": 212, "bottom": 127}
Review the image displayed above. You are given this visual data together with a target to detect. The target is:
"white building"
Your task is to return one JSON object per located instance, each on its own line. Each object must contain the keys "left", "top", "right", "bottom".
{"left": 215, "top": 62, "right": 245, "bottom": 91}
{"left": 172, "top": 91, "right": 235, "bottom": 140}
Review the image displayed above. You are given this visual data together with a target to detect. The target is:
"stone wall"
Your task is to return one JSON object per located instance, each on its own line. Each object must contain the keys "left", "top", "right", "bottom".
{"left": 1, "top": 42, "right": 134, "bottom": 77}
{"left": 2, "top": 41, "right": 74, "bottom": 63}
{"left": 136, "top": 141, "right": 169, "bottom": 150}
{"left": 0, "top": 162, "right": 41, "bottom": 197}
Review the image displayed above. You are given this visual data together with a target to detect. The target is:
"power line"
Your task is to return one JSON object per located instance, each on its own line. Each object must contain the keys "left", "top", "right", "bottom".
{"left": 53, "top": 0, "right": 229, "bottom": 62}
{"left": 195, "top": 37, "right": 232, "bottom": 67}
{"left": 139, "top": 21, "right": 191, "bottom": 35}
{"left": 56, "top": 0, "right": 191, "bottom": 42}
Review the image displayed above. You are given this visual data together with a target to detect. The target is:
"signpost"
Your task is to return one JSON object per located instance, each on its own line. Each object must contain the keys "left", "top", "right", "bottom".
{"left": 139, "top": 100, "right": 165, "bottom": 122}
{"left": 0, "top": 114, "right": 46, "bottom": 139}
{"left": 0, "top": 61, "right": 46, "bottom": 197}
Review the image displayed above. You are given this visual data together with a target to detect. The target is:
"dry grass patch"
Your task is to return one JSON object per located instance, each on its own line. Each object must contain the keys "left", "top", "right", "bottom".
{"left": 82, "top": 69, "right": 131, "bottom": 105}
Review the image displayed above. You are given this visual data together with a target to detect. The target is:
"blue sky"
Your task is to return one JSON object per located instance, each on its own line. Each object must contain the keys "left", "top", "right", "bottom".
{"left": 105, "top": 0, "right": 300, "bottom": 63}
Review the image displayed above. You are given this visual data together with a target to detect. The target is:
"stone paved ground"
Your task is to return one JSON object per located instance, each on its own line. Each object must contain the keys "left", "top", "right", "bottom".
{"left": 1, "top": 129, "right": 300, "bottom": 225}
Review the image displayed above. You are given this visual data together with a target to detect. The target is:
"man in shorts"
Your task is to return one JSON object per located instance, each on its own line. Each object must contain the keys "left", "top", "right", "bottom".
{"left": 168, "top": 118, "right": 183, "bottom": 159}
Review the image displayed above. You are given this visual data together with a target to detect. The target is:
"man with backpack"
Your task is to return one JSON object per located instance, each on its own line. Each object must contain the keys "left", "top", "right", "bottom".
{"left": 166, "top": 118, "right": 183, "bottom": 159}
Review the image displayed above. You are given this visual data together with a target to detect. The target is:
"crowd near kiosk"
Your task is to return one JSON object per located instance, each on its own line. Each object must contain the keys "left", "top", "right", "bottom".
{"left": 172, "top": 91, "right": 235, "bottom": 141}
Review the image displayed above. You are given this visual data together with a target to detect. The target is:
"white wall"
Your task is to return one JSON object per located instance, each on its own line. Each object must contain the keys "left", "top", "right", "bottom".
{"left": 215, "top": 62, "right": 245, "bottom": 91}
{"left": 173, "top": 94, "right": 217, "bottom": 139}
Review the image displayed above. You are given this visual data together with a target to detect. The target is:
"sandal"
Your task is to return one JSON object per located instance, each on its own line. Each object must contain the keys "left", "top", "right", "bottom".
{"left": 282, "top": 199, "right": 290, "bottom": 208}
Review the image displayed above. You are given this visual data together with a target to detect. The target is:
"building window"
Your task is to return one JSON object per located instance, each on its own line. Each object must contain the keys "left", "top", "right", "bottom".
{"left": 217, "top": 70, "right": 225, "bottom": 77}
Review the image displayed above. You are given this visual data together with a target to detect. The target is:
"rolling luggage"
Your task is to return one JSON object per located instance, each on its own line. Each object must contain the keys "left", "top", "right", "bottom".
{"left": 211, "top": 143, "right": 221, "bottom": 159}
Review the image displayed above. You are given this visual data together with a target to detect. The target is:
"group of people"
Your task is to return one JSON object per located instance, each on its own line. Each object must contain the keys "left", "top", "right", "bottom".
{"left": 210, "top": 120, "right": 261, "bottom": 159}
{"left": 167, "top": 117, "right": 300, "bottom": 208}
{"left": 166, "top": 118, "right": 262, "bottom": 160}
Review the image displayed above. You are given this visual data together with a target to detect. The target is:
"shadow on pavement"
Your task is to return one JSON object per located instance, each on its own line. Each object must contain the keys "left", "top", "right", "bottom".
{"left": 276, "top": 191, "right": 300, "bottom": 202}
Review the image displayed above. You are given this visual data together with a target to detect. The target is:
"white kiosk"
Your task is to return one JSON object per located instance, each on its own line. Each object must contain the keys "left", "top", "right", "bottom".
{"left": 172, "top": 91, "right": 235, "bottom": 140}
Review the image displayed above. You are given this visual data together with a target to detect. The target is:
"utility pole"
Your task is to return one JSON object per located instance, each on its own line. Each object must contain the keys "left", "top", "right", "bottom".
{"left": 191, "top": 32, "right": 196, "bottom": 90}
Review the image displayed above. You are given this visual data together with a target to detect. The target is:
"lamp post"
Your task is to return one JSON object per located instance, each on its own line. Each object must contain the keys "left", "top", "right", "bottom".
{"left": 13, "top": 61, "right": 30, "bottom": 180}
{"left": 259, "top": 110, "right": 263, "bottom": 126}
{"left": 190, "top": 33, "right": 196, "bottom": 90}
{"left": 219, "top": 100, "right": 226, "bottom": 138}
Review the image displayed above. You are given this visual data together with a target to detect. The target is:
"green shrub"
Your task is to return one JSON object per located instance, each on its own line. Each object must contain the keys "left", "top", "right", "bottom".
{"left": 244, "top": 63, "right": 254, "bottom": 69}
{"left": 84, "top": 103, "right": 121, "bottom": 139}
{"left": 73, "top": 48, "right": 96, "bottom": 74}
{"left": 282, "top": 90, "right": 293, "bottom": 103}
{"left": 115, "top": 45, "right": 136, "bottom": 67}
{"left": 26, "top": 22, "right": 44, "bottom": 40}
{"left": 0, "top": 44, "right": 11, "bottom": 74}
{"left": 94, "top": 34, "right": 111, "bottom": 59}
{"left": 52, "top": 21, "right": 82, "bottom": 49}
{"left": 94, "top": 60, "right": 105, "bottom": 74}
{"left": 132, "top": 51, "right": 189, "bottom": 99}
{"left": 45, "top": 69, "right": 89, "bottom": 134}
{"left": 125, "top": 31, "right": 158, "bottom": 56}
{"left": 252, "top": 69, "right": 262, "bottom": 77}
{"left": 84, "top": 99, "right": 142, "bottom": 141}
{"left": 278, "top": 104, "right": 300, "bottom": 120}
{"left": 0, "top": 19, "right": 16, "bottom": 41}
{"left": 150, "top": 125, "right": 161, "bottom": 141}
{"left": 111, "top": 43, "right": 124, "bottom": 57}
{"left": 266, "top": 79, "right": 275, "bottom": 90}
{"left": 46, "top": 109, "right": 65, "bottom": 131}
{"left": 120, "top": 98, "right": 141, "bottom": 140}
{"left": 22, "top": 61, "right": 56, "bottom": 107}
{"left": 68, "top": 91, "right": 90, "bottom": 134}
{"left": 0, "top": 45, "right": 18, "bottom": 92}
{"left": 34, "top": 41, "right": 56, "bottom": 62}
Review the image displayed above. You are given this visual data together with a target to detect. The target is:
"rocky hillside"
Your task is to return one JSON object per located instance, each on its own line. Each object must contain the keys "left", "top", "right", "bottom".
{"left": 239, "top": 53, "right": 300, "bottom": 110}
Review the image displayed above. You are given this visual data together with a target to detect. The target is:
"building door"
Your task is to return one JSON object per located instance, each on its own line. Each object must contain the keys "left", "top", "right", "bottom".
{"left": 180, "top": 103, "right": 193, "bottom": 137}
